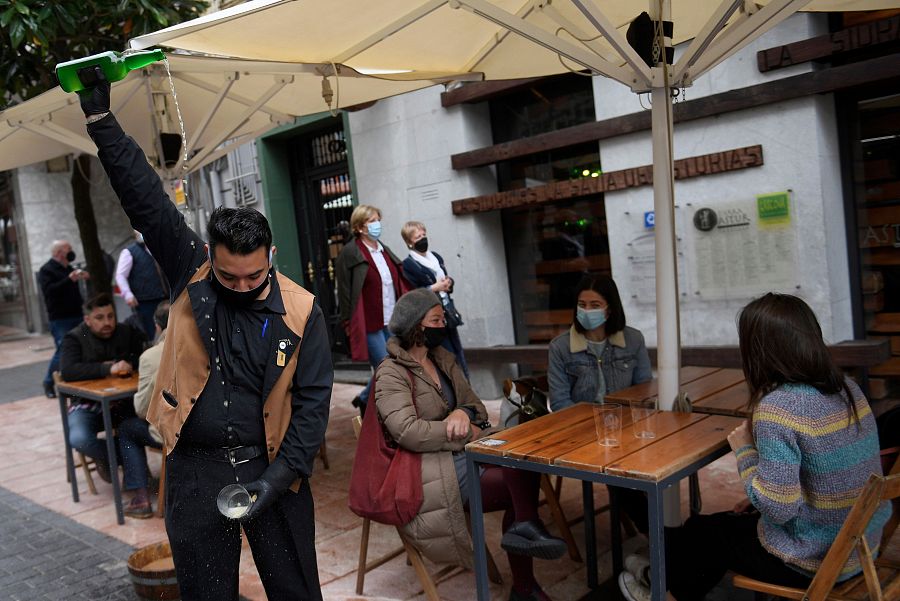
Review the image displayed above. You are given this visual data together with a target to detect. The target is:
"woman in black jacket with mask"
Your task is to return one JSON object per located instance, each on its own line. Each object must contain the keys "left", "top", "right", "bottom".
{"left": 400, "top": 221, "right": 468, "bottom": 378}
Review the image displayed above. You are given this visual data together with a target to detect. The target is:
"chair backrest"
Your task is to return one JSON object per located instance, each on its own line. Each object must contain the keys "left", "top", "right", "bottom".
{"left": 805, "top": 469, "right": 900, "bottom": 601}
{"left": 352, "top": 415, "right": 362, "bottom": 440}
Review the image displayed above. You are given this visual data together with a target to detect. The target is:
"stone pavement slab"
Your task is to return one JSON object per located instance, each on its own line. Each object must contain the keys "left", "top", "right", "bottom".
{"left": 0, "top": 484, "right": 137, "bottom": 601}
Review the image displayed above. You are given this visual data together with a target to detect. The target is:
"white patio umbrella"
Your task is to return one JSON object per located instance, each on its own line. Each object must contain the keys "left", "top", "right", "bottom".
{"left": 0, "top": 53, "right": 468, "bottom": 176}
{"left": 129, "top": 0, "right": 900, "bottom": 412}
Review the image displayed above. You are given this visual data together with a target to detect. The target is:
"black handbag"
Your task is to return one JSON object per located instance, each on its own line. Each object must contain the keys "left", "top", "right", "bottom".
{"left": 443, "top": 297, "right": 464, "bottom": 329}
{"left": 502, "top": 377, "right": 550, "bottom": 427}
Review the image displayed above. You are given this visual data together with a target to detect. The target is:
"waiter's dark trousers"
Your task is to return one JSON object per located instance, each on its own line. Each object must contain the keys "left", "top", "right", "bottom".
{"left": 164, "top": 449, "right": 321, "bottom": 601}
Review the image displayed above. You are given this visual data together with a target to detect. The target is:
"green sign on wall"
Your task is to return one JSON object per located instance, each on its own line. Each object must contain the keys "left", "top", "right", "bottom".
{"left": 757, "top": 191, "right": 790, "bottom": 224}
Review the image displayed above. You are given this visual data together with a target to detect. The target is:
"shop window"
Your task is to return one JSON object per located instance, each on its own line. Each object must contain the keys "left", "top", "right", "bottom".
{"left": 503, "top": 197, "right": 609, "bottom": 344}
{"left": 846, "top": 90, "right": 900, "bottom": 400}
{"left": 490, "top": 74, "right": 602, "bottom": 344}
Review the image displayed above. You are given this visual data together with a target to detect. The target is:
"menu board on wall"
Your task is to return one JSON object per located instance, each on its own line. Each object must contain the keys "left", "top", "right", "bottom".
{"left": 688, "top": 192, "right": 797, "bottom": 299}
{"left": 621, "top": 208, "right": 690, "bottom": 304}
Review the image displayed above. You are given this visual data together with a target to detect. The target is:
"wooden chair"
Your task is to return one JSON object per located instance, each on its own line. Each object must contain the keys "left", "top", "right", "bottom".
{"left": 733, "top": 454, "right": 900, "bottom": 601}
{"left": 351, "top": 416, "right": 502, "bottom": 600}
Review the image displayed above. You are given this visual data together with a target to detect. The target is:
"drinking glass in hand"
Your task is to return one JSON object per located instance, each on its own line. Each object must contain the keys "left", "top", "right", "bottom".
{"left": 217, "top": 484, "right": 253, "bottom": 519}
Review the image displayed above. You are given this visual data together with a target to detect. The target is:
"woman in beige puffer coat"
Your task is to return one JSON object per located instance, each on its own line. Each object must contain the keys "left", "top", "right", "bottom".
{"left": 374, "top": 288, "right": 566, "bottom": 601}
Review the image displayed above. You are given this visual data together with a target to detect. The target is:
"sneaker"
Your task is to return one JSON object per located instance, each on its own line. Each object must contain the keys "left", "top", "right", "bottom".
{"left": 500, "top": 520, "right": 567, "bottom": 560}
{"left": 43, "top": 381, "right": 56, "bottom": 398}
{"left": 625, "top": 553, "right": 650, "bottom": 585}
{"left": 124, "top": 497, "right": 153, "bottom": 519}
{"left": 618, "top": 572, "right": 651, "bottom": 601}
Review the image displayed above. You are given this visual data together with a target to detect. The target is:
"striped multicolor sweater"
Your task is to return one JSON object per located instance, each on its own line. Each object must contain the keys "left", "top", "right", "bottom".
{"left": 734, "top": 379, "right": 890, "bottom": 580}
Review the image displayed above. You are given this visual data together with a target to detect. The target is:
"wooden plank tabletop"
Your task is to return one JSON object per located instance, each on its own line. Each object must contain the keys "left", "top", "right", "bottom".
{"left": 553, "top": 412, "right": 706, "bottom": 473}
{"left": 692, "top": 381, "right": 751, "bottom": 417}
{"left": 469, "top": 406, "right": 741, "bottom": 483}
{"left": 679, "top": 368, "right": 746, "bottom": 403}
{"left": 604, "top": 366, "right": 721, "bottom": 404}
{"left": 605, "top": 414, "right": 743, "bottom": 481}
{"left": 56, "top": 374, "right": 139, "bottom": 400}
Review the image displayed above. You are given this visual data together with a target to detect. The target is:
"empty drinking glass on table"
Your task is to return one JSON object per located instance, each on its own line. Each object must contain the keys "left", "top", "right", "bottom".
{"left": 631, "top": 398, "right": 657, "bottom": 439}
{"left": 593, "top": 403, "right": 622, "bottom": 446}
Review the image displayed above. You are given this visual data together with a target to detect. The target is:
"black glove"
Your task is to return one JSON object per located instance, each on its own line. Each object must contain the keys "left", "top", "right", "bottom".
{"left": 237, "top": 460, "right": 297, "bottom": 522}
{"left": 76, "top": 67, "right": 111, "bottom": 116}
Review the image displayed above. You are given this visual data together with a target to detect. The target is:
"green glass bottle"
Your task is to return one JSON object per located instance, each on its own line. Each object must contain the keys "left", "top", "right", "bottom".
{"left": 56, "top": 49, "right": 165, "bottom": 93}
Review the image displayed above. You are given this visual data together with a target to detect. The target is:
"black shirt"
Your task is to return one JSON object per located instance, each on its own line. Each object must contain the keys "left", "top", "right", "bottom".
{"left": 38, "top": 259, "right": 83, "bottom": 320}
{"left": 180, "top": 274, "right": 283, "bottom": 448}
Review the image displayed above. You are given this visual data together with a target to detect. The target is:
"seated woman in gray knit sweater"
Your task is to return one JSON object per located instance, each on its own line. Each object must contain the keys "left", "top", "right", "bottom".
{"left": 619, "top": 293, "right": 891, "bottom": 601}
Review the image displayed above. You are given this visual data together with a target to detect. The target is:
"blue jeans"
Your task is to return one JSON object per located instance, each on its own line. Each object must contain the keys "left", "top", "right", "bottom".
{"left": 117, "top": 417, "right": 162, "bottom": 490}
{"left": 358, "top": 327, "right": 391, "bottom": 403}
{"left": 442, "top": 327, "right": 469, "bottom": 380}
{"left": 133, "top": 299, "right": 162, "bottom": 340}
{"left": 67, "top": 407, "right": 110, "bottom": 464}
{"left": 44, "top": 316, "right": 83, "bottom": 386}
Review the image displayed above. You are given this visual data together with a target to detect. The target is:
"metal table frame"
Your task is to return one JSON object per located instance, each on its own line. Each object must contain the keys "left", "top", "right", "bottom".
{"left": 466, "top": 445, "right": 731, "bottom": 601}
{"left": 57, "top": 382, "right": 137, "bottom": 525}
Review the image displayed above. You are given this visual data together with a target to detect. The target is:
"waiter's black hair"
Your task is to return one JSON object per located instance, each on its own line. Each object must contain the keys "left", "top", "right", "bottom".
{"left": 207, "top": 207, "right": 272, "bottom": 256}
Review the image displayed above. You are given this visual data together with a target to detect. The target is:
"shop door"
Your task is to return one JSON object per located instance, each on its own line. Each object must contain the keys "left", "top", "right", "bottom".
{"left": 841, "top": 87, "right": 900, "bottom": 401}
{"left": 291, "top": 124, "right": 354, "bottom": 356}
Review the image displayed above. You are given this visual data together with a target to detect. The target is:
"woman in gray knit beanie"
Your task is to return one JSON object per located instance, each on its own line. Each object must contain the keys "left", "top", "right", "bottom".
{"left": 367, "top": 289, "right": 567, "bottom": 601}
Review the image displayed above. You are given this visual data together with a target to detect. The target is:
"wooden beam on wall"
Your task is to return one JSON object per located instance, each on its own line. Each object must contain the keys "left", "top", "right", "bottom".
{"left": 440, "top": 77, "right": 543, "bottom": 107}
{"left": 450, "top": 54, "right": 900, "bottom": 171}
{"left": 757, "top": 13, "right": 900, "bottom": 72}
{"left": 452, "top": 145, "right": 763, "bottom": 215}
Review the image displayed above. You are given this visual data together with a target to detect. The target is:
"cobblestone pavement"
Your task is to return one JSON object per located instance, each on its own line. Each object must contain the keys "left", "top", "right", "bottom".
{"left": 0, "top": 485, "right": 137, "bottom": 601}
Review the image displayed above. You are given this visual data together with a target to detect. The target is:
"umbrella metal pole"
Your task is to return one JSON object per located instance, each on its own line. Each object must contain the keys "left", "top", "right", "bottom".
{"left": 650, "top": 0, "right": 683, "bottom": 528}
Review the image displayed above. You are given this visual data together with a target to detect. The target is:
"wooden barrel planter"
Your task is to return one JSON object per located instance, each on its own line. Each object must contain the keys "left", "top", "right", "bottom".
{"left": 127, "top": 542, "right": 180, "bottom": 601}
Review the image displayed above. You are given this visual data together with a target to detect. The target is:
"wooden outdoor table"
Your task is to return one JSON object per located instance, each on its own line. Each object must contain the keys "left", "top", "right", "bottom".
{"left": 56, "top": 374, "right": 139, "bottom": 525}
{"left": 605, "top": 366, "right": 752, "bottom": 418}
{"left": 466, "top": 403, "right": 743, "bottom": 601}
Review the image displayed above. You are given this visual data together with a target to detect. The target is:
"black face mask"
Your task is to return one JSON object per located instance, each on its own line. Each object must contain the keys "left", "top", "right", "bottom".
{"left": 66, "top": 250, "right": 76, "bottom": 262}
{"left": 423, "top": 326, "right": 447, "bottom": 349}
{"left": 212, "top": 268, "right": 272, "bottom": 307}
{"left": 413, "top": 237, "right": 429, "bottom": 253}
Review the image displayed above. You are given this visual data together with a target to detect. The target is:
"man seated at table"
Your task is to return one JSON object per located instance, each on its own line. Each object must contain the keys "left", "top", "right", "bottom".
{"left": 116, "top": 301, "right": 169, "bottom": 518}
{"left": 60, "top": 292, "right": 146, "bottom": 483}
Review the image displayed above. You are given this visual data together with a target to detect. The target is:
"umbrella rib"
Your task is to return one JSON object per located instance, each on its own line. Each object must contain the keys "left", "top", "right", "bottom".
{"left": 672, "top": 0, "right": 744, "bottom": 84}
{"left": 186, "top": 123, "right": 279, "bottom": 173}
{"left": 684, "top": 0, "right": 813, "bottom": 81}
{"left": 180, "top": 74, "right": 237, "bottom": 165}
{"left": 112, "top": 79, "right": 145, "bottom": 114}
{"left": 142, "top": 77, "right": 169, "bottom": 173}
{"left": 331, "top": 0, "right": 445, "bottom": 65}
{"left": 456, "top": 0, "right": 635, "bottom": 87}
{"left": 462, "top": 0, "right": 535, "bottom": 73}
{"left": 173, "top": 72, "right": 293, "bottom": 123}
{"left": 15, "top": 119, "right": 97, "bottom": 156}
{"left": 186, "top": 78, "right": 291, "bottom": 172}
{"left": 569, "top": 0, "right": 653, "bottom": 87}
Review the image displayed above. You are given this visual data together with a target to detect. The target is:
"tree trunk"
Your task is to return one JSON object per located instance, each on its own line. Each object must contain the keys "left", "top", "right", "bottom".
{"left": 71, "top": 154, "right": 111, "bottom": 297}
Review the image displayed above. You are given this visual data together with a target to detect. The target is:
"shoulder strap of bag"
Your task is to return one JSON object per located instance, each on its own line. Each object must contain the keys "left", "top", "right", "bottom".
{"left": 368, "top": 358, "right": 419, "bottom": 418}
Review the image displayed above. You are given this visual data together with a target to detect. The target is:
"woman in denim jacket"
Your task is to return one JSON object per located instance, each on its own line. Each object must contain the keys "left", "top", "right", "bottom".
{"left": 548, "top": 274, "right": 651, "bottom": 411}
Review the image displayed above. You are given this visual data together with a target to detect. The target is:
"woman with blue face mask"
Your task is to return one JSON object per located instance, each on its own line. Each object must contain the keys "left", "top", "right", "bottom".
{"left": 547, "top": 273, "right": 654, "bottom": 534}
{"left": 547, "top": 273, "right": 651, "bottom": 411}
{"left": 336, "top": 204, "right": 410, "bottom": 415}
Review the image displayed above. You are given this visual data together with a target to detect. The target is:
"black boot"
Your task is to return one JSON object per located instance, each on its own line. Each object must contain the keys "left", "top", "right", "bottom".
{"left": 501, "top": 519, "right": 567, "bottom": 560}
{"left": 351, "top": 395, "right": 366, "bottom": 417}
{"left": 43, "top": 381, "right": 56, "bottom": 398}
